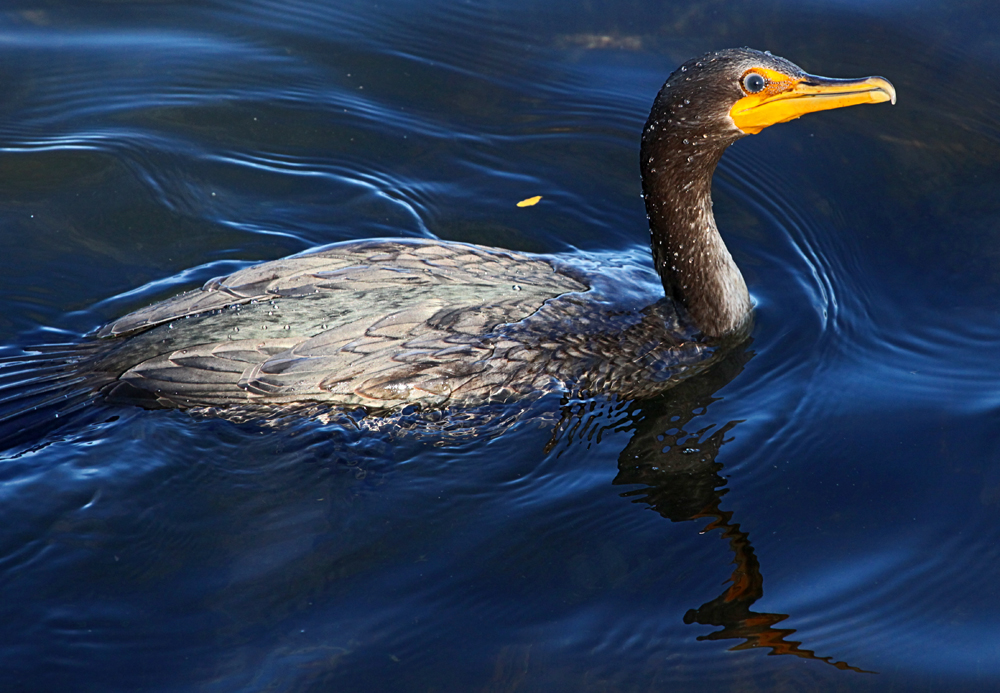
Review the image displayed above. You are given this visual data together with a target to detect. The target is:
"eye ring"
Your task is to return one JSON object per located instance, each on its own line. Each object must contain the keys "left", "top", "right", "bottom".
{"left": 742, "top": 72, "right": 767, "bottom": 94}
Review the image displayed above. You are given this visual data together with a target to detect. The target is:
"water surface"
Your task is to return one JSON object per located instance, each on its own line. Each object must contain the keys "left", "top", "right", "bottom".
{"left": 2, "top": 1, "right": 1000, "bottom": 691}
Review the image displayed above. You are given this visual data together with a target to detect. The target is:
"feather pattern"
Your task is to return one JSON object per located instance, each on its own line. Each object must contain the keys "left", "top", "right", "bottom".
{"left": 87, "top": 239, "right": 715, "bottom": 414}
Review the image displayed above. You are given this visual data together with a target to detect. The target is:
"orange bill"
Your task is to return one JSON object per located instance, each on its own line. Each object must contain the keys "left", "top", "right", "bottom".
{"left": 731, "top": 68, "right": 896, "bottom": 134}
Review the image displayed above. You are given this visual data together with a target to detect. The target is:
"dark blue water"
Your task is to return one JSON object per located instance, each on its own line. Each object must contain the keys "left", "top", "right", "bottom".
{"left": 2, "top": 1, "right": 1000, "bottom": 690}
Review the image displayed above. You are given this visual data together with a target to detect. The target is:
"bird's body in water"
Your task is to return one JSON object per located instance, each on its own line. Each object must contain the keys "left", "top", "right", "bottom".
{"left": 0, "top": 48, "right": 894, "bottom": 430}
{"left": 91, "top": 239, "right": 711, "bottom": 413}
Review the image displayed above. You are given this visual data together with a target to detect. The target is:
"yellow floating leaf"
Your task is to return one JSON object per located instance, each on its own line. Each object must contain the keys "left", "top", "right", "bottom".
{"left": 516, "top": 195, "right": 542, "bottom": 207}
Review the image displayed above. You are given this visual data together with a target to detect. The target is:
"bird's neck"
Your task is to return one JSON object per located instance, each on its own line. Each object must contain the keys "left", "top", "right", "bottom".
{"left": 640, "top": 123, "right": 751, "bottom": 339}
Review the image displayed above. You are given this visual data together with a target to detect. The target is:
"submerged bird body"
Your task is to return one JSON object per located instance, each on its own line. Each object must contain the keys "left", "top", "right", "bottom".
{"left": 93, "top": 239, "right": 709, "bottom": 413}
{"left": 3, "top": 49, "right": 894, "bottom": 424}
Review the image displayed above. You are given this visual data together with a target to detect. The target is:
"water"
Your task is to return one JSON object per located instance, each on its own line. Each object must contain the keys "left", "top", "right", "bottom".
{"left": 2, "top": 0, "right": 1000, "bottom": 690}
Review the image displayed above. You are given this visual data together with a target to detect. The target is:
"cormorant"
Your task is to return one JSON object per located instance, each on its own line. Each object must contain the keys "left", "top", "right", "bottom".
{"left": 4, "top": 48, "right": 895, "bottom": 421}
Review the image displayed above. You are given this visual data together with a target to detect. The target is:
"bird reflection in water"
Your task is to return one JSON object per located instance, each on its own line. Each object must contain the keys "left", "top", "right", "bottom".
{"left": 554, "top": 341, "right": 872, "bottom": 674}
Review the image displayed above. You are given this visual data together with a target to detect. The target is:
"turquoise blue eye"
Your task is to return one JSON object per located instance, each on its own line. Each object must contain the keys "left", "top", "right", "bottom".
{"left": 742, "top": 72, "right": 766, "bottom": 93}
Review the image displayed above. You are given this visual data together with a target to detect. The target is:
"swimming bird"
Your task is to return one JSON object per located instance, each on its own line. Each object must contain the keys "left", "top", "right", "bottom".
{"left": 4, "top": 48, "right": 894, "bottom": 424}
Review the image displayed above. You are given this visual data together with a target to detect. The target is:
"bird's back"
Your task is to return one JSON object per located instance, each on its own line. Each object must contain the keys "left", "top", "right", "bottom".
{"left": 90, "top": 238, "right": 716, "bottom": 416}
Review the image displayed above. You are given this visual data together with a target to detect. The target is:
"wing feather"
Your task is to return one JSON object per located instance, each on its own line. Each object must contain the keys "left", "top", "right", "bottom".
{"left": 100, "top": 239, "right": 598, "bottom": 411}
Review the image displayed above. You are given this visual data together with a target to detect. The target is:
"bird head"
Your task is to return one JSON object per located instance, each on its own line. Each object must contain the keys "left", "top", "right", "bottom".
{"left": 646, "top": 48, "right": 895, "bottom": 144}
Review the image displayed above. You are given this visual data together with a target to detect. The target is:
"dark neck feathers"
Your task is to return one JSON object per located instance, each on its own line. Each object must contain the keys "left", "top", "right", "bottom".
{"left": 640, "top": 57, "right": 753, "bottom": 338}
